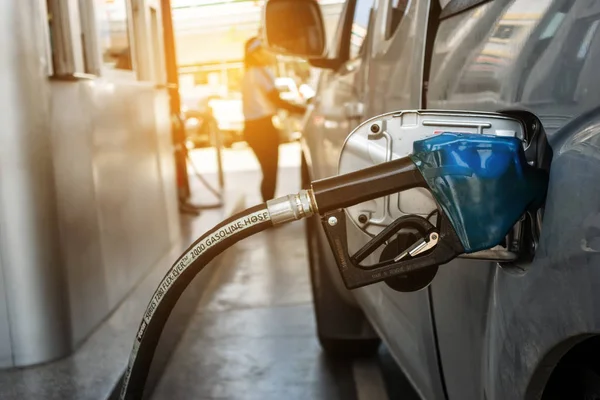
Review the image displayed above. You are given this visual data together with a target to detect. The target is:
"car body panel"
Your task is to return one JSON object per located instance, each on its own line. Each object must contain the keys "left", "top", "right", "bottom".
{"left": 427, "top": 0, "right": 600, "bottom": 398}
{"left": 302, "top": 0, "right": 600, "bottom": 398}
{"left": 303, "top": 0, "right": 446, "bottom": 398}
{"left": 352, "top": 1, "right": 450, "bottom": 399}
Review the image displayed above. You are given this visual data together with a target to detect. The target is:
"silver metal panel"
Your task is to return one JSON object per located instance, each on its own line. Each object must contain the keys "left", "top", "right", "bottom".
{"left": 0, "top": 0, "right": 71, "bottom": 366}
{"left": 0, "top": 0, "right": 178, "bottom": 367}
{"left": 0, "top": 252, "right": 12, "bottom": 368}
{"left": 50, "top": 81, "right": 110, "bottom": 345}
{"left": 153, "top": 90, "right": 181, "bottom": 246}
{"left": 51, "top": 79, "right": 176, "bottom": 345}
{"left": 86, "top": 81, "right": 173, "bottom": 310}
{"left": 0, "top": 1, "right": 20, "bottom": 367}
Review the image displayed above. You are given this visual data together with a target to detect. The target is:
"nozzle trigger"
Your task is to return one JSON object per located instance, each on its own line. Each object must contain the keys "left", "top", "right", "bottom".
{"left": 320, "top": 210, "right": 465, "bottom": 290}
{"left": 394, "top": 231, "right": 439, "bottom": 261}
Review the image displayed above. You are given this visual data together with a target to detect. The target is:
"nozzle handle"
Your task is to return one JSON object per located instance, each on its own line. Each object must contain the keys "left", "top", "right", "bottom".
{"left": 311, "top": 156, "right": 426, "bottom": 214}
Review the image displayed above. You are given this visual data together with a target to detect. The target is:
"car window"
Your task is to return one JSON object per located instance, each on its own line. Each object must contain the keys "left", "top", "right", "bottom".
{"left": 387, "top": 0, "right": 410, "bottom": 39}
{"left": 451, "top": 0, "right": 554, "bottom": 97}
{"left": 349, "top": 0, "right": 375, "bottom": 59}
{"left": 524, "top": 14, "right": 600, "bottom": 104}
{"left": 513, "top": 0, "right": 573, "bottom": 101}
{"left": 327, "top": 0, "right": 352, "bottom": 58}
{"left": 440, "top": 0, "right": 494, "bottom": 20}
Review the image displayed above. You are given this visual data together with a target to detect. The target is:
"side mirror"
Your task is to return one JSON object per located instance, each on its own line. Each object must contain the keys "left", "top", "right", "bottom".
{"left": 263, "top": 0, "right": 326, "bottom": 58}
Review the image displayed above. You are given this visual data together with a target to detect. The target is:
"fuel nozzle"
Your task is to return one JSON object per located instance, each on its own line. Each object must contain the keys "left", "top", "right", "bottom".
{"left": 309, "top": 133, "right": 549, "bottom": 289}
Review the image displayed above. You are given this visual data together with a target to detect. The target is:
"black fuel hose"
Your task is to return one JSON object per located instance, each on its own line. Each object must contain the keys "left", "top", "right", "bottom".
{"left": 119, "top": 155, "right": 432, "bottom": 399}
{"left": 120, "top": 203, "right": 273, "bottom": 400}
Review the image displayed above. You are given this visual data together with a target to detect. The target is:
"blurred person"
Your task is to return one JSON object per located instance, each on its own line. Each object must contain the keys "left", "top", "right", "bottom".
{"left": 242, "top": 37, "right": 306, "bottom": 202}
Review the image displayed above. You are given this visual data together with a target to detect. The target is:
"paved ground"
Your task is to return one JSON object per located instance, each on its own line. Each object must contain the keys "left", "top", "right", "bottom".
{"left": 151, "top": 142, "right": 420, "bottom": 400}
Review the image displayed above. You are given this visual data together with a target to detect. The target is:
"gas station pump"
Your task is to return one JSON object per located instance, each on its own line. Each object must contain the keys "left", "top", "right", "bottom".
{"left": 119, "top": 110, "right": 551, "bottom": 399}
{"left": 162, "top": 0, "right": 225, "bottom": 215}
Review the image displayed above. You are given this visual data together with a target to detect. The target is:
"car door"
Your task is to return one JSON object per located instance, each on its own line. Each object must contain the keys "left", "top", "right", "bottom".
{"left": 425, "top": 1, "right": 557, "bottom": 398}
{"left": 306, "top": 1, "right": 447, "bottom": 398}
{"left": 346, "top": 1, "right": 450, "bottom": 399}
{"left": 426, "top": 0, "right": 600, "bottom": 398}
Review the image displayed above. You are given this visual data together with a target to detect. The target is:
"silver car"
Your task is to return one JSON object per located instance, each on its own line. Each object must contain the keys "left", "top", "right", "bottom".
{"left": 264, "top": 0, "right": 600, "bottom": 399}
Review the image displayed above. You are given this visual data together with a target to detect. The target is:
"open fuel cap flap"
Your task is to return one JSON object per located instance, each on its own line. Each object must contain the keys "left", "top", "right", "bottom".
{"left": 338, "top": 110, "right": 526, "bottom": 237}
{"left": 325, "top": 110, "right": 548, "bottom": 291}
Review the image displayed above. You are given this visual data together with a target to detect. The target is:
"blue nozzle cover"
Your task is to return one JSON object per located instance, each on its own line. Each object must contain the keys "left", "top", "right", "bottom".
{"left": 410, "top": 133, "right": 548, "bottom": 253}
